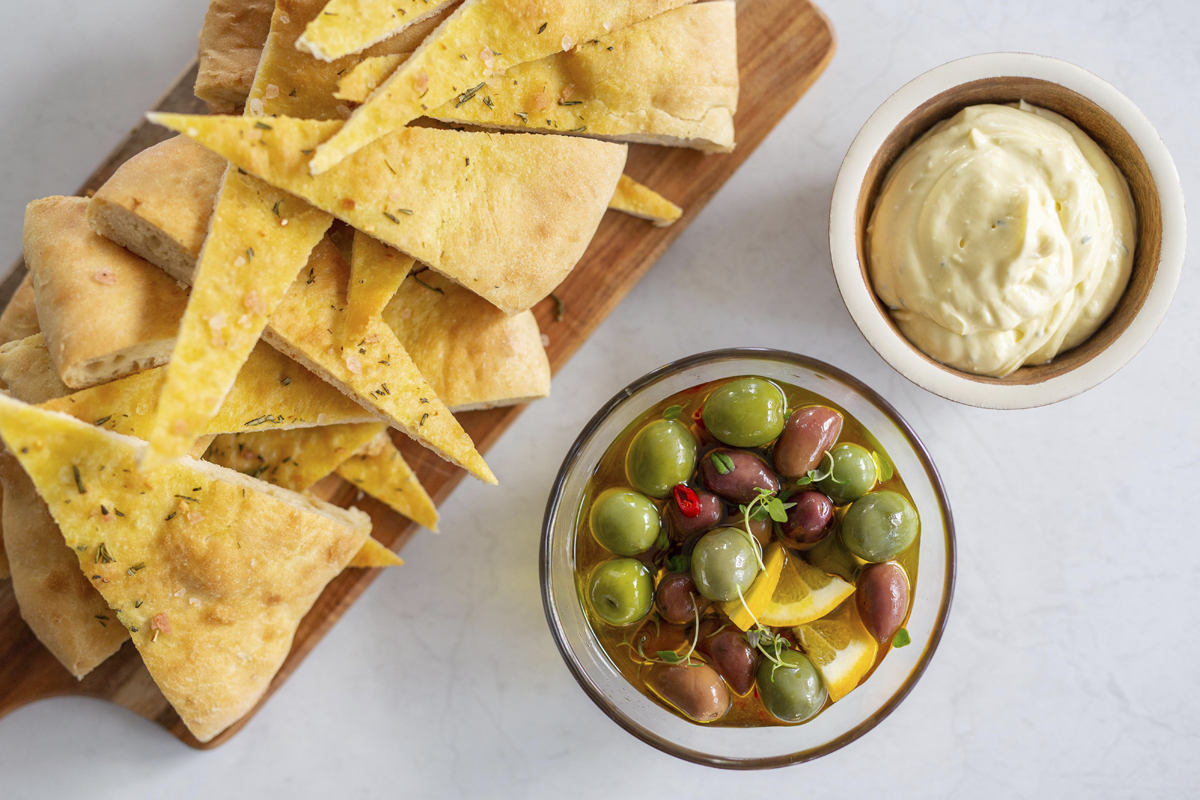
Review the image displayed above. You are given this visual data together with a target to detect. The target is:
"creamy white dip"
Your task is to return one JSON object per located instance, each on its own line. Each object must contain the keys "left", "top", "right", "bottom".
{"left": 867, "top": 101, "right": 1136, "bottom": 377}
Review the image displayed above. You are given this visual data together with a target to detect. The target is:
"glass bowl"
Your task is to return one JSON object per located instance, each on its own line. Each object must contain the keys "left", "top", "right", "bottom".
{"left": 540, "top": 349, "right": 955, "bottom": 768}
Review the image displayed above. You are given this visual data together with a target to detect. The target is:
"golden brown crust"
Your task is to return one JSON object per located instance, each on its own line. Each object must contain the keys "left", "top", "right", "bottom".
{"left": 0, "top": 273, "right": 39, "bottom": 345}
{"left": 149, "top": 113, "right": 627, "bottom": 315}
{"left": 0, "top": 394, "right": 372, "bottom": 742}
{"left": 0, "top": 451, "right": 128, "bottom": 678}
{"left": 383, "top": 271, "right": 549, "bottom": 412}
{"left": 24, "top": 197, "right": 190, "bottom": 389}
{"left": 195, "top": 0, "right": 275, "bottom": 113}
{"left": 429, "top": 2, "right": 738, "bottom": 152}
{"left": 88, "top": 136, "right": 227, "bottom": 282}
{"left": 0, "top": 334, "right": 71, "bottom": 404}
{"left": 309, "top": 0, "right": 695, "bottom": 172}
{"left": 335, "top": 431, "right": 439, "bottom": 530}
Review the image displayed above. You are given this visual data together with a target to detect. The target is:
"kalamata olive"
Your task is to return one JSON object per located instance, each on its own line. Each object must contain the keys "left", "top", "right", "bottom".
{"left": 726, "top": 512, "right": 773, "bottom": 547}
{"left": 656, "top": 572, "right": 700, "bottom": 625}
{"left": 629, "top": 618, "right": 688, "bottom": 661}
{"left": 816, "top": 443, "right": 877, "bottom": 505}
{"left": 588, "top": 558, "right": 654, "bottom": 626}
{"left": 666, "top": 488, "right": 723, "bottom": 541}
{"left": 856, "top": 562, "right": 911, "bottom": 643}
{"left": 701, "top": 377, "right": 787, "bottom": 448}
{"left": 647, "top": 661, "right": 731, "bottom": 723}
{"left": 841, "top": 490, "right": 918, "bottom": 562}
{"left": 690, "top": 528, "right": 759, "bottom": 602}
{"left": 778, "top": 490, "right": 834, "bottom": 550}
{"left": 756, "top": 650, "right": 826, "bottom": 723}
{"left": 695, "top": 629, "right": 759, "bottom": 695}
{"left": 589, "top": 488, "right": 660, "bottom": 556}
{"left": 625, "top": 419, "right": 698, "bottom": 498}
{"left": 774, "top": 406, "right": 844, "bottom": 477}
{"left": 700, "top": 449, "right": 780, "bottom": 504}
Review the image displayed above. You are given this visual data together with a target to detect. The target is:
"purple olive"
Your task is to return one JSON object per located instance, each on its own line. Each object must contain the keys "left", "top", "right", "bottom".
{"left": 695, "top": 629, "right": 759, "bottom": 695}
{"left": 629, "top": 619, "right": 688, "bottom": 661}
{"left": 656, "top": 572, "right": 701, "bottom": 625}
{"left": 700, "top": 449, "right": 780, "bottom": 504}
{"left": 774, "top": 407, "right": 844, "bottom": 478}
{"left": 727, "top": 512, "right": 773, "bottom": 547}
{"left": 856, "top": 562, "right": 910, "bottom": 643}
{"left": 647, "top": 662, "right": 731, "bottom": 723}
{"left": 666, "top": 489, "right": 724, "bottom": 542}
{"left": 778, "top": 490, "right": 835, "bottom": 550}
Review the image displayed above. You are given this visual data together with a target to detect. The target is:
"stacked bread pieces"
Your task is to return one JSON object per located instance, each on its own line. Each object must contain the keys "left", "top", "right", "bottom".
{"left": 0, "top": 0, "right": 738, "bottom": 743}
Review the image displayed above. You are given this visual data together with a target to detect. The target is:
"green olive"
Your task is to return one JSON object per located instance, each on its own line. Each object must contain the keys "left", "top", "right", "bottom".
{"left": 690, "top": 527, "right": 759, "bottom": 602}
{"left": 841, "top": 490, "right": 919, "bottom": 563}
{"left": 756, "top": 650, "right": 827, "bottom": 723}
{"left": 588, "top": 558, "right": 654, "bottom": 626}
{"left": 625, "top": 419, "right": 697, "bottom": 498}
{"left": 701, "top": 377, "right": 787, "bottom": 448}
{"left": 816, "top": 443, "right": 877, "bottom": 505}
{"left": 589, "top": 489, "right": 660, "bottom": 556}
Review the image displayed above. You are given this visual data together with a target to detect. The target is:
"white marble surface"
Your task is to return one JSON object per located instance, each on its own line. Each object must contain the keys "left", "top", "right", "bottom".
{"left": 1, "top": 1, "right": 1197, "bottom": 797}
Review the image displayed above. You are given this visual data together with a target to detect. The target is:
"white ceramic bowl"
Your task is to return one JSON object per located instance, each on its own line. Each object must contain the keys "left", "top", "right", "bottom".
{"left": 829, "top": 53, "right": 1186, "bottom": 409}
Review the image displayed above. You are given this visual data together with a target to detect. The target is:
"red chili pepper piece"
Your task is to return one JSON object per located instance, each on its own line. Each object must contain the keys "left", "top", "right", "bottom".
{"left": 672, "top": 485, "right": 701, "bottom": 518}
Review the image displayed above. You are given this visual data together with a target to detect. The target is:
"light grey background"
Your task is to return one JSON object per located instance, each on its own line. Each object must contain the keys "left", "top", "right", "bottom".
{"left": 1, "top": 1, "right": 1197, "bottom": 797}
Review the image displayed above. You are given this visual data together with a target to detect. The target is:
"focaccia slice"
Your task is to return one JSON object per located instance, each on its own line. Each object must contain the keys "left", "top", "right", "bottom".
{"left": 308, "top": 0, "right": 694, "bottom": 173}
{"left": 0, "top": 334, "right": 70, "bottom": 404}
{"left": 335, "top": 431, "right": 439, "bottom": 531}
{"left": 195, "top": 0, "right": 275, "bottom": 113}
{"left": 24, "top": 197, "right": 190, "bottom": 389}
{"left": 263, "top": 238, "right": 496, "bottom": 484}
{"left": 148, "top": 113, "right": 626, "bottom": 315}
{"left": 0, "top": 272, "right": 39, "bottom": 344}
{"left": 296, "top": 0, "right": 457, "bottom": 61}
{"left": 204, "top": 421, "right": 386, "bottom": 492}
{"left": 608, "top": 175, "right": 683, "bottom": 226}
{"left": 39, "top": 341, "right": 377, "bottom": 438}
{"left": 0, "top": 451, "right": 129, "bottom": 678}
{"left": 250, "top": 0, "right": 451, "bottom": 120}
{"left": 346, "top": 231, "right": 414, "bottom": 344}
{"left": 141, "top": 170, "right": 333, "bottom": 469}
{"left": 0, "top": 394, "right": 372, "bottom": 743}
{"left": 348, "top": 537, "right": 404, "bottom": 568}
{"left": 383, "top": 270, "right": 549, "bottom": 412}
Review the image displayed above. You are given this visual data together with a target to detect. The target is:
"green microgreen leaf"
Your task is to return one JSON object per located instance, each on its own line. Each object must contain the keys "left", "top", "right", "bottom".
{"left": 657, "top": 650, "right": 684, "bottom": 664}
{"left": 662, "top": 405, "right": 683, "bottom": 421}
{"left": 893, "top": 628, "right": 912, "bottom": 648}
{"left": 710, "top": 452, "right": 735, "bottom": 475}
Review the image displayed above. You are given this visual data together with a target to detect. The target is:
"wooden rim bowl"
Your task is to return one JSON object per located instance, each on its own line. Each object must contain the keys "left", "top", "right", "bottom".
{"left": 829, "top": 53, "right": 1186, "bottom": 409}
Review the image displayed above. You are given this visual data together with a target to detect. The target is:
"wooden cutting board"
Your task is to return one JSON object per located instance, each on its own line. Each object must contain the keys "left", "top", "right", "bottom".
{"left": 0, "top": 0, "right": 834, "bottom": 748}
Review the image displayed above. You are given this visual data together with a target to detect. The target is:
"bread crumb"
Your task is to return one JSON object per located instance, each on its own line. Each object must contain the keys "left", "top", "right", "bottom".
{"left": 265, "top": 83, "right": 280, "bottom": 100}
{"left": 248, "top": 98, "right": 264, "bottom": 117}
{"left": 92, "top": 269, "right": 117, "bottom": 285}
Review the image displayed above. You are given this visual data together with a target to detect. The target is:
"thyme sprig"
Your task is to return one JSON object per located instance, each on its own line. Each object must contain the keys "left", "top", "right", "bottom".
{"left": 736, "top": 487, "right": 793, "bottom": 574}
{"left": 735, "top": 583, "right": 792, "bottom": 675}
{"left": 792, "top": 450, "right": 841, "bottom": 487}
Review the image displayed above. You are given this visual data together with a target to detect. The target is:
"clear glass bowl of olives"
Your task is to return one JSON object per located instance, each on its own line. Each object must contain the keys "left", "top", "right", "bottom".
{"left": 541, "top": 349, "right": 955, "bottom": 768}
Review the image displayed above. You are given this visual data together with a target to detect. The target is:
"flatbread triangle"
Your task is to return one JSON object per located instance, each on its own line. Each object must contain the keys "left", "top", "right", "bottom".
{"left": 308, "top": 0, "right": 694, "bottom": 173}
{"left": 147, "top": 112, "right": 626, "bottom": 315}
{"left": 204, "top": 421, "right": 387, "bottom": 492}
{"left": 0, "top": 393, "right": 372, "bottom": 743}
{"left": 335, "top": 431, "right": 439, "bottom": 531}
{"left": 296, "top": 0, "right": 458, "bottom": 62}
{"left": 346, "top": 231, "right": 414, "bottom": 345}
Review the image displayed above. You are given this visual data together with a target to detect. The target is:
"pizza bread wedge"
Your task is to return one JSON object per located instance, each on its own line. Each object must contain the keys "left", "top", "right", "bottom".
{"left": 296, "top": 0, "right": 457, "bottom": 62}
{"left": 335, "top": 431, "right": 439, "bottom": 531}
{"left": 383, "top": 270, "right": 549, "bottom": 412}
{"left": 0, "top": 393, "right": 373, "bottom": 743}
{"left": 348, "top": 537, "right": 404, "bottom": 568}
{"left": 608, "top": 175, "right": 683, "bottom": 227}
{"left": 0, "top": 272, "right": 39, "bottom": 344}
{"left": 308, "top": 0, "right": 694, "bottom": 173}
{"left": 195, "top": 0, "right": 276, "bottom": 113}
{"left": 24, "top": 197, "right": 190, "bottom": 389}
{"left": 148, "top": 113, "right": 626, "bottom": 315}
{"left": 346, "top": 231, "right": 414, "bottom": 345}
{"left": 204, "top": 422, "right": 386, "bottom": 492}
{"left": 0, "top": 451, "right": 129, "bottom": 678}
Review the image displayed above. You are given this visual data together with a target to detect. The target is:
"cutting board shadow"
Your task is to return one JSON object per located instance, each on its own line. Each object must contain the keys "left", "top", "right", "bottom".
{"left": 0, "top": 0, "right": 835, "bottom": 748}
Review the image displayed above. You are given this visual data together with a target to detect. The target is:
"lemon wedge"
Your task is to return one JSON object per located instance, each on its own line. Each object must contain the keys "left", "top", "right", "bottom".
{"left": 757, "top": 555, "right": 855, "bottom": 627}
{"left": 720, "top": 541, "right": 785, "bottom": 631}
{"left": 793, "top": 601, "right": 878, "bottom": 702}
